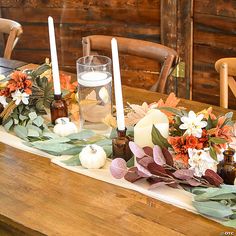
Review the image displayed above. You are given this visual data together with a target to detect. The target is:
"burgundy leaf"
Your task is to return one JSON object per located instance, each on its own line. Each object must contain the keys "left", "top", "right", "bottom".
{"left": 162, "top": 147, "right": 174, "bottom": 166}
{"left": 129, "top": 141, "right": 145, "bottom": 158}
{"left": 167, "top": 182, "right": 180, "bottom": 188}
{"left": 137, "top": 156, "right": 154, "bottom": 168}
{"left": 165, "top": 169, "right": 175, "bottom": 177}
{"left": 110, "top": 158, "right": 128, "bottom": 179}
{"left": 147, "top": 162, "right": 167, "bottom": 177}
{"left": 186, "top": 178, "right": 202, "bottom": 187}
{"left": 143, "top": 146, "right": 153, "bottom": 157}
{"left": 203, "top": 169, "right": 223, "bottom": 187}
{"left": 173, "top": 169, "right": 194, "bottom": 180}
{"left": 124, "top": 167, "right": 142, "bottom": 183}
{"left": 136, "top": 162, "right": 152, "bottom": 177}
{"left": 147, "top": 177, "right": 163, "bottom": 184}
{"left": 153, "top": 145, "right": 166, "bottom": 166}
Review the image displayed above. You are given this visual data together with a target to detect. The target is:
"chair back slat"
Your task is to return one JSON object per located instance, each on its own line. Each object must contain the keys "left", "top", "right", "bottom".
{"left": 0, "top": 18, "right": 23, "bottom": 59}
{"left": 82, "top": 35, "right": 179, "bottom": 93}
{"left": 215, "top": 58, "right": 236, "bottom": 108}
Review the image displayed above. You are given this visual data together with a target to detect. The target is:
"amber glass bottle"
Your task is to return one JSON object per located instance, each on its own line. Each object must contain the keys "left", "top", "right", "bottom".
{"left": 217, "top": 149, "right": 236, "bottom": 185}
{"left": 112, "top": 128, "right": 133, "bottom": 162}
{"left": 50, "top": 94, "right": 68, "bottom": 124}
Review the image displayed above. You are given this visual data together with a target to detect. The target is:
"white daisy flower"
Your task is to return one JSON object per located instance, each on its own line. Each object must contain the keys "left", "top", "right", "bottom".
{"left": 12, "top": 90, "right": 29, "bottom": 105}
{"left": 0, "top": 95, "right": 8, "bottom": 107}
{"left": 179, "top": 111, "right": 207, "bottom": 138}
{"left": 188, "top": 148, "right": 217, "bottom": 177}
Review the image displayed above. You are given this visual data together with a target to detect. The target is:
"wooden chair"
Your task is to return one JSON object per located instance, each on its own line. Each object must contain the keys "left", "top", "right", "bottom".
{"left": 0, "top": 18, "right": 23, "bottom": 59}
{"left": 82, "top": 35, "right": 179, "bottom": 93}
{"left": 215, "top": 58, "right": 236, "bottom": 108}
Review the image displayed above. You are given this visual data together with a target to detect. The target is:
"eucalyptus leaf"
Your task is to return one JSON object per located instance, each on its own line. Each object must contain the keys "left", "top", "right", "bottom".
{"left": 19, "top": 114, "right": 28, "bottom": 121}
{"left": 3, "top": 118, "right": 13, "bottom": 131}
{"left": 33, "top": 116, "right": 44, "bottom": 127}
{"left": 32, "top": 64, "right": 51, "bottom": 77}
{"left": 61, "top": 146, "right": 84, "bottom": 155}
{"left": 127, "top": 126, "right": 134, "bottom": 137}
{"left": 28, "top": 112, "right": 37, "bottom": 121}
{"left": 27, "top": 128, "right": 40, "bottom": 137}
{"left": 95, "top": 139, "right": 112, "bottom": 147}
{"left": 194, "top": 186, "right": 236, "bottom": 201}
{"left": 109, "top": 128, "right": 117, "bottom": 139}
{"left": 62, "top": 154, "right": 81, "bottom": 166}
{"left": 222, "top": 219, "right": 236, "bottom": 228}
{"left": 27, "top": 124, "right": 43, "bottom": 135}
{"left": 67, "top": 130, "right": 95, "bottom": 140}
{"left": 31, "top": 143, "right": 74, "bottom": 154}
{"left": 13, "top": 119, "right": 19, "bottom": 125}
{"left": 31, "top": 137, "right": 71, "bottom": 145}
{"left": 14, "top": 125, "right": 28, "bottom": 140}
{"left": 192, "top": 201, "right": 234, "bottom": 218}
{"left": 102, "top": 145, "right": 112, "bottom": 157}
{"left": 42, "top": 131, "right": 60, "bottom": 139}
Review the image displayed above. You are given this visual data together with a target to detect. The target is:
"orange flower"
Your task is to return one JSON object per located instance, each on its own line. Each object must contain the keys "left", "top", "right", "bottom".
{"left": 60, "top": 73, "right": 78, "bottom": 92}
{"left": 168, "top": 136, "right": 185, "bottom": 153}
{"left": 174, "top": 153, "right": 189, "bottom": 166}
{"left": 215, "top": 125, "right": 233, "bottom": 142}
{"left": 11, "top": 71, "right": 28, "bottom": 82}
{"left": 24, "top": 79, "right": 32, "bottom": 88}
{"left": 185, "top": 135, "right": 198, "bottom": 149}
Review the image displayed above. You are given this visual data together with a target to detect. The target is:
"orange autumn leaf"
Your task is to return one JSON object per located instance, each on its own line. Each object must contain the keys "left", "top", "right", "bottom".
{"left": 156, "top": 92, "right": 180, "bottom": 108}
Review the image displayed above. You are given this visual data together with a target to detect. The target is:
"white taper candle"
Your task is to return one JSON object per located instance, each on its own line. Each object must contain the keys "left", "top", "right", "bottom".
{"left": 48, "top": 16, "right": 61, "bottom": 95}
{"left": 111, "top": 38, "right": 125, "bottom": 131}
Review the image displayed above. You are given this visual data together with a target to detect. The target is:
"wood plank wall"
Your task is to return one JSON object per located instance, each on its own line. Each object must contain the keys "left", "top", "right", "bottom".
{"left": 1, "top": 0, "right": 160, "bottom": 90}
{"left": 193, "top": 0, "right": 236, "bottom": 109}
{"left": 1, "top": 0, "right": 236, "bottom": 108}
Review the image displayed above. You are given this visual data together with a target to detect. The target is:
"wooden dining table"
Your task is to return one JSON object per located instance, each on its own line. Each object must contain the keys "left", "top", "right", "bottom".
{"left": 0, "top": 60, "right": 236, "bottom": 236}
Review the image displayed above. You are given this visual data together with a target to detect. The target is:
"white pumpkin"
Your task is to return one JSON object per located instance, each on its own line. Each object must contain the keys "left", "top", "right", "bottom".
{"left": 53, "top": 117, "right": 78, "bottom": 136}
{"left": 79, "top": 145, "right": 107, "bottom": 169}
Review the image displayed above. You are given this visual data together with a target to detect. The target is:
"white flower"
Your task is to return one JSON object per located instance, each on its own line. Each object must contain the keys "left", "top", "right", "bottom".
{"left": 12, "top": 90, "right": 29, "bottom": 105}
{"left": 188, "top": 148, "right": 217, "bottom": 177}
{"left": 0, "top": 96, "right": 8, "bottom": 107}
{"left": 179, "top": 111, "right": 207, "bottom": 138}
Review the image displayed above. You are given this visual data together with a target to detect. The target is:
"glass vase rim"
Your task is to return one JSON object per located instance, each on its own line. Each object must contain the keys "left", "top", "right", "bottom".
{"left": 76, "top": 55, "right": 111, "bottom": 68}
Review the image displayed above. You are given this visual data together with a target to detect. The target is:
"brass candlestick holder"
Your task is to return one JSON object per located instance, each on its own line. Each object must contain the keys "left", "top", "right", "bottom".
{"left": 112, "top": 128, "right": 133, "bottom": 161}
{"left": 50, "top": 94, "right": 68, "bottom": 124}
{"left": 217, "top": 148, "right": 236, "bottom": 185}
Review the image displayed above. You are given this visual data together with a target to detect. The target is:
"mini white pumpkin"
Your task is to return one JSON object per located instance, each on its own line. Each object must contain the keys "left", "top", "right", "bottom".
{"left": 79, "top": 144, "right": 107, "bottom": 169}
{"left": 53, "top": 117, "right": 78, "bottom": 137}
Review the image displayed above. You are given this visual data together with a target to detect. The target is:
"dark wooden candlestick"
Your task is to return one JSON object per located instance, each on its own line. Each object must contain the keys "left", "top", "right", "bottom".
{"left": 50, "top": 94, "right": 68, "bottom": 124}
{"left": 112, "top": 128, "right": 133, "bottom": 161}
{"left": 217, "top": 148, "right": 236, "bottom": 185}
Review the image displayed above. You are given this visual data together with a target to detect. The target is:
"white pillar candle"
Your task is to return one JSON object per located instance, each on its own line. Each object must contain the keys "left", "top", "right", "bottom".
{"left": 111, "top": 38, "right": 125, "bottom": 131}
{"left": 134, "top": 109, "right": 169, "bottom": 148}
{"left": 48, "top": 16, "right": 61, "bottom": 95}
{"left": 78, "top": 71, "right": 111, "bottom": 87}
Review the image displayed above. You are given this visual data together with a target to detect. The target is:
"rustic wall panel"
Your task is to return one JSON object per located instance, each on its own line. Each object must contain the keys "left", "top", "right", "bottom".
{"left": 1, "top": 0, "right": 160, "bottom": 89}
{"left": 193, "top": 0, "right": 236, "bottom": 109}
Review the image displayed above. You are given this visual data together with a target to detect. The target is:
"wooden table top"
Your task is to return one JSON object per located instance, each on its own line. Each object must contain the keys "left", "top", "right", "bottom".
{"left": 0, "top": 82, "right": 236, "bottom": 235}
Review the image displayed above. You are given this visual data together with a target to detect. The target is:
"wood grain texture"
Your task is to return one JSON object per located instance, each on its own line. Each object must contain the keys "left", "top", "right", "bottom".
{"left": 0, "top": 85, "right": 235, "bottom": 235}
